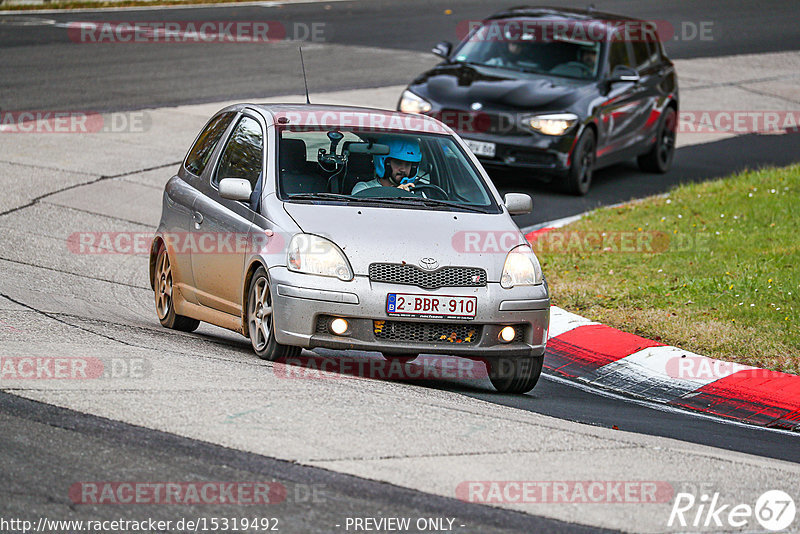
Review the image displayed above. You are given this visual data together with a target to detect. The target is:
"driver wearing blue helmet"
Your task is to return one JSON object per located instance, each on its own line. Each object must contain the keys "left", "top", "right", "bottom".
{"left": 351, "top": 137, "right": 422, "bottom": 194}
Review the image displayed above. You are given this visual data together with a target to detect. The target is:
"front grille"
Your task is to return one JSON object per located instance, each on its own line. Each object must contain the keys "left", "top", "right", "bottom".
{"left": 369, "top": 263, "right": 486, "bottom": 290}
{"left": 374, "top": 320, "right": 482, "bottom": 344}
{"left": 438, "top": 109, "right": 521, "bottom": 136}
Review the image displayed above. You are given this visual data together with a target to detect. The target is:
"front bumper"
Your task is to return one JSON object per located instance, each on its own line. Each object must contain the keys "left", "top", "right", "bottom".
{"left": 268, "top": 267, "right": 550, "bottom": 358}
{"left": 459, "top": 130, "right": 576, "bottom": 173}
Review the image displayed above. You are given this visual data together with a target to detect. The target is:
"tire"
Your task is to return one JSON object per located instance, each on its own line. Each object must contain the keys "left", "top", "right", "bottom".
{"left": 562, "top": 128, "right": 596, "bottom": 196}
{"left": 246, "top": 267, "right": 301, "bottom": 361}
{"left": 638, "top": 106, "right": 676, "bottom": 173}
{"left": 489, "top": 356, "right": 543, "bottom": 394}
{"left": 154, "top": 244, "right": 200, "bottom": 332}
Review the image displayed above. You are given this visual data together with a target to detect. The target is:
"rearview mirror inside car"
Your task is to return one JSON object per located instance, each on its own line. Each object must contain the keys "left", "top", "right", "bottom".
{"left": 504, "top": 193, "right": 532, "bottom": 215}
{"left": 345, "top": 142, "right": 390, "bottom": 155}
{"left": 219, "top": 178, "right": 253, "bottom": 201}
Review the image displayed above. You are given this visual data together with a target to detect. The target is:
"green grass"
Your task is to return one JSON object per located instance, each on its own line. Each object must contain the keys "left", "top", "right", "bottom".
{"left": 538, "top": 164, "right": 799, "bottom": 374}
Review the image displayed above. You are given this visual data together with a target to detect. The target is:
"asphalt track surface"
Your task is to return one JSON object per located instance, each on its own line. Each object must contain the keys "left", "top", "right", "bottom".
{"left": 1, "top": 1, "right": 800, "bottom": 532}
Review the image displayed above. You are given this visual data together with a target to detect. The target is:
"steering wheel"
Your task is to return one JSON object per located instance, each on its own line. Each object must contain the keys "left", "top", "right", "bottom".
{"left": 412, "top": 183, "right": 448, "bottom": 200}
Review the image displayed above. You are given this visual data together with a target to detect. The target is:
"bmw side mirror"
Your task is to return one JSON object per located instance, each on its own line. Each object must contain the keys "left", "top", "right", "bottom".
{"left": 504, "top": 193, "right": 532, "bottom": 215}
{"left": 608, "top": 65, "right": 640, "bottom": 84}
{"left": 219, "top": 178, "right": 253, "bottom": 201}
{"left": 432, "top": 41, "right": 453, "bottom": 60}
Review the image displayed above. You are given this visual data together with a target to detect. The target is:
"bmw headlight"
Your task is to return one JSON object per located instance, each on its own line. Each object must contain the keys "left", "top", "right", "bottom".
{"left": 287, "top": 234, "right": 353, "bottom": 281}
{"left": 520, "top": 113, "right": 578, "bottom": 136}
{"left": 399, "top": 90, "right": 432, "bottom": 114}
{"left": 501, "top": 244, "right": 543, "bottom": 288}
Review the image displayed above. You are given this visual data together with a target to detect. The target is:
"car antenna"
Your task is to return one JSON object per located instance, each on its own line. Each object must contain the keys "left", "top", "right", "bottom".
{"left": 299, "top": 46, "right": 311, "bottom": 104}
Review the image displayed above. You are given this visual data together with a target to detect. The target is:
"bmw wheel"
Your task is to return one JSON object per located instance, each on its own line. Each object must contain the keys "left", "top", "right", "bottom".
{"left": 247, "top": 267, "right": 300, "bottom": 361}
{"left": 154, "top": 243, "right": 200, "bottom": 332}
{"left": 638, "top": 106, "right": 676, "bottom": 173}
{"left": 562, "top": 128, "right": 596, "bottom": 196}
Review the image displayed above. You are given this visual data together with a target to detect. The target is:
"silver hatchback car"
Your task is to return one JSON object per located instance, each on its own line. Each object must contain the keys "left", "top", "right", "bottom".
{"left": 150, "top": 104, "right": 550, "bottom": 393}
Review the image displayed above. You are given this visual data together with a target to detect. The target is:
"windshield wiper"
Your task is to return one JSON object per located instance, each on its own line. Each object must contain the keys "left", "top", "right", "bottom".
{"left": 369, "top": 196, "right": 490, "bottom": 213}
{"left": 287, "top": 193, "right": 362, "bottom": 202}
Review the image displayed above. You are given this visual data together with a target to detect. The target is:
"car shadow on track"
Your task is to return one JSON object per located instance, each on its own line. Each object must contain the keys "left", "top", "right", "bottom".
{"left": 493, "top": 131, "right": 800, "bottom": 228}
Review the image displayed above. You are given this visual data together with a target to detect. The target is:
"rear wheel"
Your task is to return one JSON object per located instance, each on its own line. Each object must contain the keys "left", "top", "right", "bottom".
{"left": 562, "top": 128, "right": 595, "bottom": 196}
{"left": 489, "top": 356, "right": 543, "bottom": 394}
{"left": 247, "top": 267, "right": 301, "bottom": 361}
{"left": 154, "top": 244, "right": 200, "bottom": 332}
{"left": 638, "top": 106, "right": 676, "bottom": 173}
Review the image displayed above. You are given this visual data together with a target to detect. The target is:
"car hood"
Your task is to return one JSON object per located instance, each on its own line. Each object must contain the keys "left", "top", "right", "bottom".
{"left": 412, "top": 63, "right": 593, "bottom": 111}
{"left": 283, "top": 202, "right": 528, "bottom": 282}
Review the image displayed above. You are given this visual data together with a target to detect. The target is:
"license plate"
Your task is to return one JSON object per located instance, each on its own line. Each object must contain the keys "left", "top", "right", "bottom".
{"left": 386, "top": 293, "right": 477, "bottom": 319}
{"left": 464, "top": 139, "right": 496, "bottom": 158}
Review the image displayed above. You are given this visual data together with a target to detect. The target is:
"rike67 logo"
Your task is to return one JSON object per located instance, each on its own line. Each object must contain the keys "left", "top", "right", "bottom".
{"left": 668, "top": 490, "right": 796, "bottom": 531}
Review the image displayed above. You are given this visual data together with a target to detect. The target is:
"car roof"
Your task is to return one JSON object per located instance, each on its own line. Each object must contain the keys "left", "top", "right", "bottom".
{"left": 246, "top": 103, "right": 452, "bottom": 134}
{"left": 487, "top": 5, "right": 642, "bottom": 24}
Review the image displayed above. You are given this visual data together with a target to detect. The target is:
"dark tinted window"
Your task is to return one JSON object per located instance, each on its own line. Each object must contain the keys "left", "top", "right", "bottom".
{"left": 631, "top": 41, "right": 652, "bottom": 69}
{"left": 607, "top": 40, "right": 632, "bottom": 72}
{"left": 214, "top": 116, "right": 263, "bottom": 189}
{"left": 184, "top": 112, "right": 235, "bottom": 176}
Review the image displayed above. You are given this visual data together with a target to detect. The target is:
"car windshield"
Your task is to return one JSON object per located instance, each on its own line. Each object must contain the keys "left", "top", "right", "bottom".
{"left": 454, "top": 19, "right": 602, "bottom": 80}
{"left": 278, "top": 127, "right": 500, "bottom": 213}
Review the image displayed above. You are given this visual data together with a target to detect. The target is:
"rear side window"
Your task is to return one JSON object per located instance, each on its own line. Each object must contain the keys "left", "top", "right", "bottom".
{"left": 214, "top": 116, "right": 263, "bottom": 189}
{"left": 184, "top": 112, "right": 235, "bottom": 176}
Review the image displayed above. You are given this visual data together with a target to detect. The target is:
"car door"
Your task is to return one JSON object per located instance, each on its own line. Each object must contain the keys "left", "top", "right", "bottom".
{"left": 166, "top": 111, "right": 236, "bottom": 303}
{"left": 191, "top": 113, "right": 264, "bottom": 316}
{"left": 597, "top": 38, "right": 650, "bottom": 160}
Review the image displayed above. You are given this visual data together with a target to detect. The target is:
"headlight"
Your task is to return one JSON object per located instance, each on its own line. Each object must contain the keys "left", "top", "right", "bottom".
{"left": 520, "top": 113, "right": 578, "bottom": 136}
{"left": 501, "top": 244, "right": 543, "bottom": 288}
{"left": 287, "top": 234, "right": 353, "bottom": 281}
{"left": 399, "top": 90, "right": 432, "bottom": 114}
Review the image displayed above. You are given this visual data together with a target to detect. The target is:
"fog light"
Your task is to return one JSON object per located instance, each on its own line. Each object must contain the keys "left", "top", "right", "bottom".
{"left": 499, "top": 326, "right": 516, "bottom": 343}
{"left": 330, "top": 318, "right": 349, "bottom": 335}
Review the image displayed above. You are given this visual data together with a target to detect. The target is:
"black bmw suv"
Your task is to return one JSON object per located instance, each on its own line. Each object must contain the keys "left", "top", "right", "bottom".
{"left": 398, "top": 6, "right": 679, "bottom": 195}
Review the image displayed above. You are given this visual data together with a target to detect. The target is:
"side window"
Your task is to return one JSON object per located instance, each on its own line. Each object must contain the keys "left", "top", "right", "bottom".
{"left": 184, "top": 112, "right": 235, "bottom": 176}
{"left": 213, "top": 116, "right": 263, "bottom": 189}
{"left": 607, "top": 39, "right": 632, "bottom": 72}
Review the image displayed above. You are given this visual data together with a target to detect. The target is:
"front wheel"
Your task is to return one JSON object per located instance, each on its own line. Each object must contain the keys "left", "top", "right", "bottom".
{"left": 154, "top": 244, "right": 200, "bottom": 332}
{"left": 247, "top": 267, "right": 300, "bottom": 361}
{"left": 489, "top": 356, "right": 543, "bottom": 394}
{"left": 562, "top": 128, "right": 596, "bottom": 196}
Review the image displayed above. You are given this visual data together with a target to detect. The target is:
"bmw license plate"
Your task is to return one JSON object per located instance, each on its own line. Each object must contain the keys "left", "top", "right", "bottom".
{"left": 463, "top": 139, "right": 496, "bottom": 158}
{"left": 387, "top": 293, "right": 477, "bottom": 319}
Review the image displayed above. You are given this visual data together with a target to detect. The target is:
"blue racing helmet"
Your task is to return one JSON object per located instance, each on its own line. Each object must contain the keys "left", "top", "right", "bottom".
{"left": 374, "top": 137, "right": 422, "bottom": 184}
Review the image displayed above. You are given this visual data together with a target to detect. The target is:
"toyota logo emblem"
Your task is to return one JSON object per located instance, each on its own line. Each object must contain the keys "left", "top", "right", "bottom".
{"left": 470, "top": 102, "right": 483, "bottom": 111}
{"left": 419, "top": 257, "right": 439, "bottom": 270}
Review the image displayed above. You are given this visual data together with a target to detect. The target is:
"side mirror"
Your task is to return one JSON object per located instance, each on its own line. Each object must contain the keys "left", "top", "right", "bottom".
{"left": 432, "top": 41, "right": 453, "bottom": 60}
{"left": 219, "top": 178, "right": 253, "bottom": 201}
{"left": 608, "top": 65, "right": 640, "bottom": 84}
{"left": 504, "top": 193, "right": 532, "bottom": 215}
